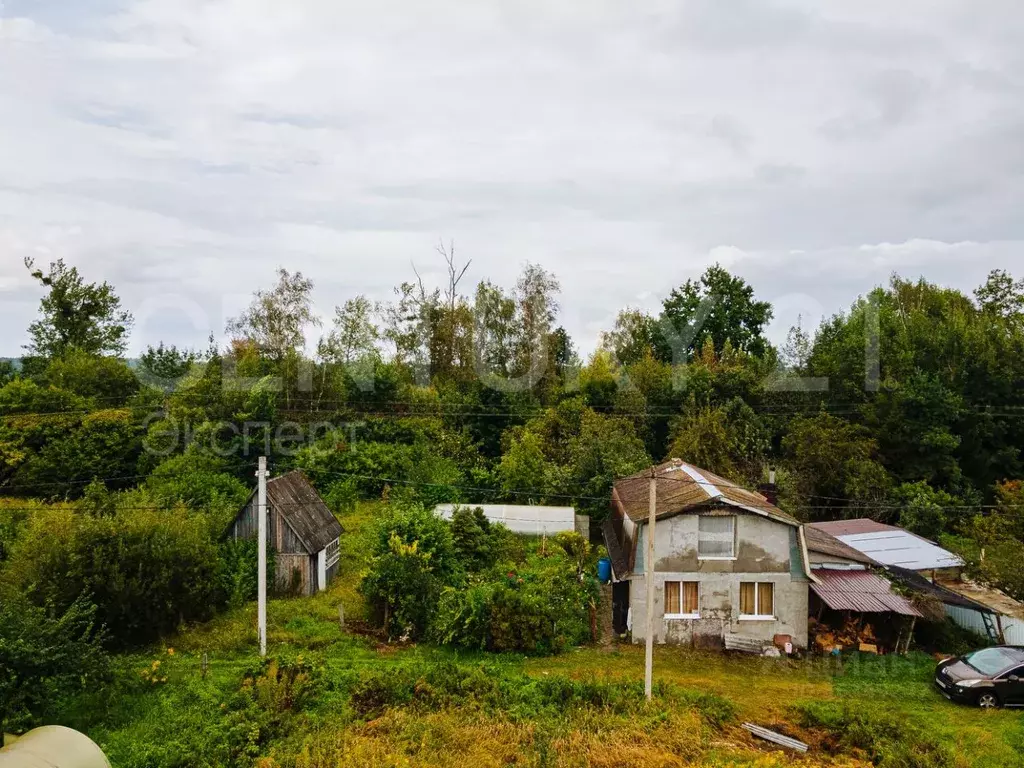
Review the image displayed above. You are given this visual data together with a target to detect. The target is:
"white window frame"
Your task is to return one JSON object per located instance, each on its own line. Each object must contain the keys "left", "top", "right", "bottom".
{"left": 663, "top": 579, "right": 701, "bottom": 620}
{"left": 697, "top": 514, "right": 737, "bottom": 561}
{"left": 738, "top": 581, "right": 776, "bottom": 621}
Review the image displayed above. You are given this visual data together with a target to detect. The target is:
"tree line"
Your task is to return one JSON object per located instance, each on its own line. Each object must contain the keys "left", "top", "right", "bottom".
{"left": 2, "top": 254, "right": 1024, "bottom": 594}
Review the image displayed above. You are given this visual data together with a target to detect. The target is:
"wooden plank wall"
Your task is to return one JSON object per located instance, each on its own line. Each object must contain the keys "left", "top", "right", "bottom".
{"left": 230, "top": 501, "right": 307, "bottom": 555}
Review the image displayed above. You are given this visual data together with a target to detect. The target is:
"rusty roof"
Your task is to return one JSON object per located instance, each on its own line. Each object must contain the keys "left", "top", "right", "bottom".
{"left": 810, "top": 518, "right": 896, "bottom": 537}
{"left": 263, "top": 471, "right": 343, "bottom": 553}
{"left": 810, "top": 569, "right": 922, "bottom": 617}
{"left": 612, "top": 459, "right": 798, "bottom": 527}
{"left": 934, "top": 577, "right": 1024, "bottom": 620}
{"left": 803, "top": 526, "right": 878, "bottom": 566}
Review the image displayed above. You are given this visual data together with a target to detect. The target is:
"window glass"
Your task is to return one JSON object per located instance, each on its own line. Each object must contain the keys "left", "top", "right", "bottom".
{"left": 683, "top": 582, "right": 699, "bottom": 614}
{"left": 739, "top": 582, "right": 756, "bottom": 614}
{"left": 698, "top": 515, "right": 735, "bottom": 558}
{"left": 664, "top": 581, "right": 681, "bottom": 614}
{"left": 757, "top": 583, "right": 775, "bottom": 616}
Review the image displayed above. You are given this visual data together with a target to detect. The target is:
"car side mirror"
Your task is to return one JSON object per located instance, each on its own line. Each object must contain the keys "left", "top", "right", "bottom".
{"left": 1010, "top": 675, "right": 1021, "bottom": 683}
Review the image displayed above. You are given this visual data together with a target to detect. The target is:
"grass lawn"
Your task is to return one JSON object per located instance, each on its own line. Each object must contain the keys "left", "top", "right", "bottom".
{"left": 48, "top": 502, "right": 1024, "bottom": 767}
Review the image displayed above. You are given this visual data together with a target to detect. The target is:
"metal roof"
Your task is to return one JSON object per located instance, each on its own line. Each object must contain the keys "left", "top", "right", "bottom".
{"left": 803, "top": 526, "right": 878, "bottom": 566}
{"left": 808, "top": 520, "right": 963, "bottom": 571}
{"left": 934, "top": 577, "right": 1024, "bottom": 620}
{"left": 612, "top": 460, "right": 798, "bottom": 527}
{"left": 810, "top": 569, "right": 923, "bottom": 617}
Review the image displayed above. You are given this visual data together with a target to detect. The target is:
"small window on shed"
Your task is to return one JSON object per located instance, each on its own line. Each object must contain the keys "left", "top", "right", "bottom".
{"left": 698, "top": 515, "right": 736, "bottom": 559}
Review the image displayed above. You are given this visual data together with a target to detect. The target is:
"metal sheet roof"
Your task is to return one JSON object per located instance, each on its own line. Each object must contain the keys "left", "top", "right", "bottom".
{"left": 833, "top": 530, "right": 963, "bottom": 570}
{"left": 811, "top": 569, "right": 923, "bottom": 617}
{"left": 803, "top": 526, "right": 878, "bottom": 565}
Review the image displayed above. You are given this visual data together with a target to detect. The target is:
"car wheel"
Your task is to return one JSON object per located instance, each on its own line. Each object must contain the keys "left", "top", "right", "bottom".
{"left": 977, "top": 692, "right": 1000, "bottom": 709}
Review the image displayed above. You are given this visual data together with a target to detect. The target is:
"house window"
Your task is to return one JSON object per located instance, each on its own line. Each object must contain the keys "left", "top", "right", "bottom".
{"left": 698, "top": 515, "right": 736, "bottom": 559}
{"left": 739, "top": 582, "right": 775, "bottom": 619}
{"left": 664, "top": 581, "right": 700, "bottom": 618}
{"left": 325, "top": 538, "right": 340, "bottom": 569}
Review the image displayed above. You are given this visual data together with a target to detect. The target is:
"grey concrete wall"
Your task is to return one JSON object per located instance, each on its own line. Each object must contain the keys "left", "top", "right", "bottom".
{"left": 629, "top": 511, "right": 809, "bottom": 648}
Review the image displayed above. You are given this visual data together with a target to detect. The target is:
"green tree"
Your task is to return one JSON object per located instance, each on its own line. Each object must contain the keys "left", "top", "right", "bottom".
{"left": 42, "top": 349, "right": 140, "bottom": 403}
{"left": 226, "top": 268, "right": 320, "bottom": 360}
{"left": 601, "top": 308, "right": 659, "bottom": 365}
{"left": 139, "top": 342, "right": 197, "bottom": 392}
{"left": 497, "top": 429, "right": 549, "bottom": 501}
{"left": 24, "top": 258, "right": 134, "bottom": 358}
{"left": 781, "top": 411, "right": 892, "bottom": 519}
{"left": 890, "top": 481, "right": 959, "bottom": 540}
{"left": 666, "top": 398, "right": 769, "bottom": 482}
{"left": 657, "top": 264, "right": 773, "bottom": 361}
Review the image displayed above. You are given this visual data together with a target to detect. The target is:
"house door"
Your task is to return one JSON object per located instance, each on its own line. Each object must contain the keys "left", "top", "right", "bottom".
{"left": 612, "top": 582, "right": 630, "bottom": 635}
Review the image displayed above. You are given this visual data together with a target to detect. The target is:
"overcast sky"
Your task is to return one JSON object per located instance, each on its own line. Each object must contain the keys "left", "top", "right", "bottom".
{"left": 3, "top": 0, "right": 1024, "bottom": 357}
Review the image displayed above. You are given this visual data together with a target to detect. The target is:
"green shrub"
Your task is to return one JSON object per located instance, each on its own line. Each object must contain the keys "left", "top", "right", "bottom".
{"left": 359, "top": 504, "right": 462, "bottom": 639}
{"left": 5, "top": 506, "right": 220, "bottom": 649}
{"left": 0, "top": 593, "right": 109, "bottom": 735}
{"left": 796, "top": 701, "right": 955, "bottom": 768}
{"left": 216, "top": 539, "right": 277, "bottom": 608}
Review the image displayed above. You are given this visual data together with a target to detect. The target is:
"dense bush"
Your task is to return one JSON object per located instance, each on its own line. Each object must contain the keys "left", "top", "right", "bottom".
{"left": 4, "top": 506, "right": 221, "bottom": 648}
{"left": 797, "top": 701, "right": 955, "bottom": 768}
{"left": 0, "top": 593, "right": 109, "bottom": 735}
{"left": 360, "top": 504, "right": 463, "bottom": 639}
{"left": 216, "top": 538, "right": 277, "bottom": 608}
{"left": 430, "top": 533, "right": 598, "bottom": 654}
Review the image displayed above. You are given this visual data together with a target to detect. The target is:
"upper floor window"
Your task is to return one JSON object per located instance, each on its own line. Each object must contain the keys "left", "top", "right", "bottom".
{"left": 698, "top": 515, "right": 736, "bottom": 559}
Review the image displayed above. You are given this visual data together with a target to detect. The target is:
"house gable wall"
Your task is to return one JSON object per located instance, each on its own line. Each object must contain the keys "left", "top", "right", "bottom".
{"left": 629, "top": 510, "right": 808, "bottom": 648}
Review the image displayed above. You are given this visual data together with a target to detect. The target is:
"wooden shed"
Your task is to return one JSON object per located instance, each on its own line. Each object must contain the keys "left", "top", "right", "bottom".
{"left": 228, "top": 470, "right": 343, "bottom": 596}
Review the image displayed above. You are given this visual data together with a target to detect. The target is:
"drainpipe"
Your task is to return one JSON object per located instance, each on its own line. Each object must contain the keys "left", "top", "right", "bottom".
{"left": 798, "top": 526, "right": 820, "bottom": 585}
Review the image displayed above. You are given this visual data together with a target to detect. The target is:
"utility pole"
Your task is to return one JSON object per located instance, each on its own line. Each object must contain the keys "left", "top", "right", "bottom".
{"left": 645, "top": 467, "right": 656, "bottom": 701}
{"left": 257, "top": 456, "right": 268, "bottom": 657}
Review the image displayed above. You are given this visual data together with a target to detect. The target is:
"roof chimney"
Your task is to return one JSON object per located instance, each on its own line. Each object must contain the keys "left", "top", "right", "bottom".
{"left": 758, "top": 467, "right": 778, "bottom": 506}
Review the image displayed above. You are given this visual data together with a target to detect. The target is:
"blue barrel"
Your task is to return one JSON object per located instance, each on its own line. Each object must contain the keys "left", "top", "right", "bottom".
{"left": 597, "top": 557, "right": 612, "bottom": 584}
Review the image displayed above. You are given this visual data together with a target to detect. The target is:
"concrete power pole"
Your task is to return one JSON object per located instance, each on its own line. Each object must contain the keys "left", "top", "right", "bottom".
{"left": 257, "top": 456, "right": 268, "bottom": 657}
{"left": 644, "top": 468, "right": 657, "bottom": 701}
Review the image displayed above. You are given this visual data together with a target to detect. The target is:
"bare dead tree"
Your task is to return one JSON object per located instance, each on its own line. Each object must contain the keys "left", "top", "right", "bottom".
{"left": 437, "top": 239, "right": 471, "bottom": 313}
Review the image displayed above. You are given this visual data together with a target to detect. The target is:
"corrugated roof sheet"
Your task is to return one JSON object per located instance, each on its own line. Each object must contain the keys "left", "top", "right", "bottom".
{"left": 804, "top": 526, "right": 878, "bottom": 565}
{"left": 810, "top": 569, "right": 923, "bottom": 617}
{"left": 266, "top": 471, "right": 343, "bottom": 553}
{"left": 612, "top": 460, "right": 798, "bottom": 527}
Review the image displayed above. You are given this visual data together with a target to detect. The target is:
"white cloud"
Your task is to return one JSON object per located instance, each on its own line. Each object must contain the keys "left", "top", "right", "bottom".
{"left": 2, "top": 0, "right": 1024, "bottom": 356}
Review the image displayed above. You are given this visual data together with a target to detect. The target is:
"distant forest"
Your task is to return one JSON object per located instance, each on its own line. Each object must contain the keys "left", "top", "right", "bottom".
{"left": 2, "top": 254, "right": 1024, "bottom": 601}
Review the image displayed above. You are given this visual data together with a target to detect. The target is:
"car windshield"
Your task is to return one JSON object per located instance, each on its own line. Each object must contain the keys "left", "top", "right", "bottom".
{"left": 963, "top": 648, "right": 1017, "bottom": 676}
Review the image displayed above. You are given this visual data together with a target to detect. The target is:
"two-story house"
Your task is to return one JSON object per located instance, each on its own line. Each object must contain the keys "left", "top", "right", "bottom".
{"left": 602, "top": 459, "right": 815, "bottom": 650}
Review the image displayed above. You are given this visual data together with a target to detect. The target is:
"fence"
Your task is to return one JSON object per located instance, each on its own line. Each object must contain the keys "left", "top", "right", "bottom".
{"left": 945, "top": 604, "right": 1024, "bottom": 645}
